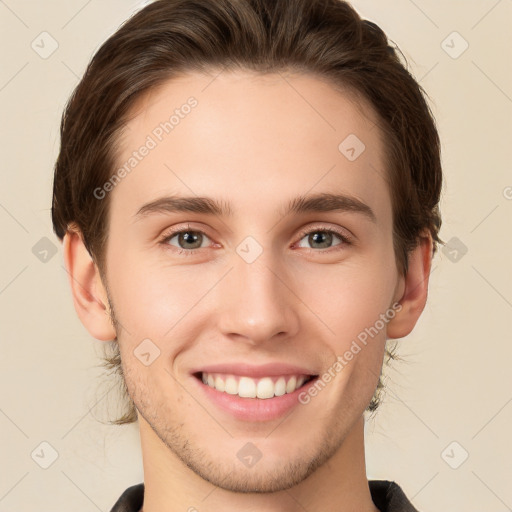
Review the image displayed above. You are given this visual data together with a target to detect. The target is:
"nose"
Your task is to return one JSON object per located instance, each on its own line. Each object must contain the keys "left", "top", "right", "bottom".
{"left": 215, "top": 249, "right": 300, "bottom": 346}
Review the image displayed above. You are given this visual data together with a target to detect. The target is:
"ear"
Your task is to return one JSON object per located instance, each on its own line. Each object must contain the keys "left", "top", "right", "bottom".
{"left": 62, "top": 227, "right": 116, "bottom": 341}
{"left": 386, "top": 232, "right": 433, "bottom": 339}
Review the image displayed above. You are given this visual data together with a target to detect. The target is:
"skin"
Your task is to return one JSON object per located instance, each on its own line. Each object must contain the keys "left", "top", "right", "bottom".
{"left": 63, "top": 70, "right": 432, "bottom": 512}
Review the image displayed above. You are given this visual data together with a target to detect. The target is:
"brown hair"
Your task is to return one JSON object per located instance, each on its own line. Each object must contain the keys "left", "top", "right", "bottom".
{"left": 52, "top": 0, "right": 443, "bottom": 425}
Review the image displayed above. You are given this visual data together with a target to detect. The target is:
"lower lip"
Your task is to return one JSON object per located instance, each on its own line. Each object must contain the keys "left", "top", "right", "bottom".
{"left": 193, "top": 375, "right": 318, "bottom": 422}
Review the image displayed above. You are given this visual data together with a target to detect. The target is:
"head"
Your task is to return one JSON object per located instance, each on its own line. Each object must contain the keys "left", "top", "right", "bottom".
{"left": 52, "top": 0, "right": 442, "bottom": 493}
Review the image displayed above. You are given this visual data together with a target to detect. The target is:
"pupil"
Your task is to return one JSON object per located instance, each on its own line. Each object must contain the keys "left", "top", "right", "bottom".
{"left": 181, "top": 231, "right": 201, "bottom": 249}
{"left": 310, "top": 231, "right": 331, "bottom": 248}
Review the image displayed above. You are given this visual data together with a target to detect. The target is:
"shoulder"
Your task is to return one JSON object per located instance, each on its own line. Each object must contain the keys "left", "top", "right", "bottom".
{"left": 109, "top": 483, "right": 144, "bottom": 512}
{"left": 369, "top": 480, "right": 420, "bottom": 512}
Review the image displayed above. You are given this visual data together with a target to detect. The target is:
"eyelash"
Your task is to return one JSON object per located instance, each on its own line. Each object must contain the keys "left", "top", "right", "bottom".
{"left": 158, "top": 224, "right": 353, "bottom": 257}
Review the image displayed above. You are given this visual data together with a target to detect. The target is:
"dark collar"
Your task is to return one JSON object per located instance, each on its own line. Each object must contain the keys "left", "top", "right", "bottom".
{"left": 110, "top": 480, "right": 419, "bottom": 512}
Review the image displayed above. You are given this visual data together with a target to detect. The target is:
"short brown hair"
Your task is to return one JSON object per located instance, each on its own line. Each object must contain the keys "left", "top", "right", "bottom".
{"left": 52, "top": 0, "right": 443, "bottom": 425}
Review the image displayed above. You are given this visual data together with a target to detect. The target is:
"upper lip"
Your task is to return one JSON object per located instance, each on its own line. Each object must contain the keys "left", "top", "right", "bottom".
{"left": 192, "top": 363, "right": 318, "bottom": 378}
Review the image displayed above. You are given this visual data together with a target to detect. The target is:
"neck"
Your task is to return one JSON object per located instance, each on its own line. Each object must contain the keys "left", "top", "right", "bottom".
{"left": 139, "top": 415, "right": 379, "bottom": 512}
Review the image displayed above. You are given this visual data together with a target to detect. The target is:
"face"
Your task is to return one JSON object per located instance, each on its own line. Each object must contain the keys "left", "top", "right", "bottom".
{"left": 103, "top": 70, "right": 404, "bottom": 492}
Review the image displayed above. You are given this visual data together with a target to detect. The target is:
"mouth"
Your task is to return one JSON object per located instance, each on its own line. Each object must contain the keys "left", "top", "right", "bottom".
{"left": 193, "top": 372, "right": 317, "bottom": 400}
{"left": 190, "top": 362, "right": 320, "bottom": 421}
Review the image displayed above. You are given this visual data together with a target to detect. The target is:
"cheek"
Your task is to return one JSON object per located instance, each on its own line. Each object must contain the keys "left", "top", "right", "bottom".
{"left": 107, "top": 254, "right": 219, "bottom": 360}
{"left": 297, "top": 256, "right": 397, "bottom": 340}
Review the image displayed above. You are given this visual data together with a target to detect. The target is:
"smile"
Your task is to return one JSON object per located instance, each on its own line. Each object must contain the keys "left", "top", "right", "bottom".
{"left": 199, "top": 372, "right": 315, "bottom": 399}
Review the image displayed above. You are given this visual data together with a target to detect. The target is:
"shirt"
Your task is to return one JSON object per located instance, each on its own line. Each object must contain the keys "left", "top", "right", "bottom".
{"left": 109, "top": 480, "right": 419, "bottom": 511}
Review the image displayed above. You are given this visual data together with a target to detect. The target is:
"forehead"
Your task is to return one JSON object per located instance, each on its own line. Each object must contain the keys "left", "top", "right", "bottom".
{"left": 110, "top": 70, "right": 390, "bottom": 225}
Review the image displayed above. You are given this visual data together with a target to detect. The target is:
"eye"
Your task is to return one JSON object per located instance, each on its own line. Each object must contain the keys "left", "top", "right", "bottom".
{"left": 160, "top": 226, "right": 212, "bottom": 254}
{"left": 158, "top": 224, "right": 353, "bottom": 256}
{"left": 295, "top": 227, "right": 352, "bottom": 251}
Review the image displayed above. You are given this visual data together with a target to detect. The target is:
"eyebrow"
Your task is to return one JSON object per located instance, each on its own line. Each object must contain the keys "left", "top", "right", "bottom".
{"left": 134, "top": 192, "right": 377, "bottom": 223}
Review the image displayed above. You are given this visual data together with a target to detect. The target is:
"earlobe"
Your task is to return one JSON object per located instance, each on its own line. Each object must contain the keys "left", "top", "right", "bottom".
{"left": 62, "top": 228, "right": 116, "bottom": 342}
{"left": 387, "top": 232, "right": 434, "bottom": 340}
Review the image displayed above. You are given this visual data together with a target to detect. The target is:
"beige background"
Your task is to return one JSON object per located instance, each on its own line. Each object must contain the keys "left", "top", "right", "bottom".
{"left": 1, "top": 0, "right": 511, "bottom": 510}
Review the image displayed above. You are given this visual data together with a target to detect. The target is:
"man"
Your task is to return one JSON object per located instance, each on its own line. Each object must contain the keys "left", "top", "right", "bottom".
{"left": 51, "top": 0, "right": 442, "bottom": 510}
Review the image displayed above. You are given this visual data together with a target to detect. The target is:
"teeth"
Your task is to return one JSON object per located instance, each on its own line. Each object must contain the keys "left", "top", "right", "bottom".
{"left": 257, "top": 377, "right": 274, "bottom": 399}
{"left": 200, "top": 372, "right": 310, "bottom": 399}
{"left": 225, "top": 376, "right": 238, "bottom": 395}
{"left": 214, "top": 375, "right": 225, "bottom": 392}
{"left": 238, "top": 377, "right": 256, "bottom": 398}
{"left": 285, "top": 376, "right": 297, "bottom": 393}
{"left": 274, "top": 377, "right": 286, "bottom": 397}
